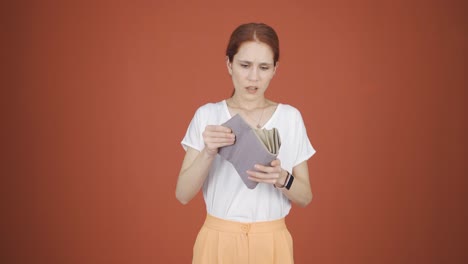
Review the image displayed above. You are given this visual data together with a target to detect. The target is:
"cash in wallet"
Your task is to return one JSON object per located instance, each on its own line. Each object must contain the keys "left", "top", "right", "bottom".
{"left": 218, "top": 114, "right": 281, "bottom": 189}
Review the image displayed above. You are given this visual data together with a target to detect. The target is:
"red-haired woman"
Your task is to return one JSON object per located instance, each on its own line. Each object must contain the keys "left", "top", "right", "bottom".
{"left": 176, "top": 23, "right": 316, "bottom": 264}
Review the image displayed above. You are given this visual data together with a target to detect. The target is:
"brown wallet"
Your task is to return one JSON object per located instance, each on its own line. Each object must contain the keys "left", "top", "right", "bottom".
{"left": 218, "top": 114, "right": 281, "bottom": 189}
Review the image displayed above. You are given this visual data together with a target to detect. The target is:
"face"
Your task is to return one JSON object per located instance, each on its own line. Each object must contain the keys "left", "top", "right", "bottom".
{"left": 227, "top": 41, "right": 277, "bottom": 99}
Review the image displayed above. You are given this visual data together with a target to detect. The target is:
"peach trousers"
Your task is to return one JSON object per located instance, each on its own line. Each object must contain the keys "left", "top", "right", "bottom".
{"left": 192, "top": 214, "right": 294, "bottom": 264}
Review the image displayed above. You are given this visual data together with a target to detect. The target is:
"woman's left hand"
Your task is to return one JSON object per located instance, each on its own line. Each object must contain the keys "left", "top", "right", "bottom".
{"left": 247, "top": 159, "right": 288, "bottom": 186}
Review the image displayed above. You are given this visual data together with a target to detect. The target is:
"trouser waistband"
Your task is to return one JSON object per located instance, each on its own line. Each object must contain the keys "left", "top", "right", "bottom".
{"left": 203, "top": 214, "right": 287, "bottom": 234}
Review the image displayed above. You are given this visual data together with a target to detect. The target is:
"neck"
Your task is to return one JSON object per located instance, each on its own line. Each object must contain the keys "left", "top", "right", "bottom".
{"left": 230, "top": 95, "right": 267, "bottom": 111}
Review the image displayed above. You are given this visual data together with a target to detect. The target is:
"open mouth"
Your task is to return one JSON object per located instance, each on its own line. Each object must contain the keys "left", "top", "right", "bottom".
{"left": 246, "top": 86, "right": 258, "bottom": 93}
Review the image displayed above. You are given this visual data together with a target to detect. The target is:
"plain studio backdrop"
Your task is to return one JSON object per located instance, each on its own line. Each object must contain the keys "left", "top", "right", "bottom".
{"left": 3, "top": 0, "right": 467, "bottom": 263}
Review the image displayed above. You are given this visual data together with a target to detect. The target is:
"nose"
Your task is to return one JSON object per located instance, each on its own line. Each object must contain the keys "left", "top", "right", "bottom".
{"left": 247, "top": 67, "right": 259, "bottom": 81}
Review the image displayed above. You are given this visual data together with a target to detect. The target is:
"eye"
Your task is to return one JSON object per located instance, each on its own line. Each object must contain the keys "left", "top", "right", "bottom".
{"left": 260, "top": 66, "right": 270, "bottom": 71}
{"left": 240, "top": 64, "right": 249, "bottom": 68}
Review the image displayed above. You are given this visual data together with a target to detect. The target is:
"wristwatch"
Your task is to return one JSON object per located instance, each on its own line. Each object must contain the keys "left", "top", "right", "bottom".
{"left": 284, "top": 172, "right": 294, "bottom": 190}
{"left": 275, "top": 171, "right": 294, "bottom": 190}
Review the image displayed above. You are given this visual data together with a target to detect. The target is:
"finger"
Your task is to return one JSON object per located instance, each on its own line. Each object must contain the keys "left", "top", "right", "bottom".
{"left": 208, "top": 142, "right": 235, "bottom": 149}
{"left": 270, "top": 159, "right": 281, "bottom": 167}
{"left": 206, "top": 137, "right": 235, "bottom": 144}
{"left": 204, "top": 131, "right": 235, "bottom": 139}
{"left": 246, "top": 170, "right": 280, "bottom": 180}
{"left": 247, "top": 173, "right": 277, "bottom": 184}
{"left": 206, "top": 136, "right": 236, "bottom": 146}
{"left": 218, "top": 126, "right": 232, "bottom": 133}
{"left": 253, "top": 164, "right": 281, "bottom": 174}
{"left": 205, "top": 140, "right": 235, "bottom": 152}
{"left": 206, "top": 125, "right": 232, "bottom": 133}
{"left": 249, "top": 179, "right": 276, "bottom": 184}
{"left": 217, "top": 141, "right": 235, "bottom": 147}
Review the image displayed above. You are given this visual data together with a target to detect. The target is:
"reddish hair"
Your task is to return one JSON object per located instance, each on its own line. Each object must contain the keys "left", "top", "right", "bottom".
{"left": 226, "top": 23, "right": 280, "bottom": 66}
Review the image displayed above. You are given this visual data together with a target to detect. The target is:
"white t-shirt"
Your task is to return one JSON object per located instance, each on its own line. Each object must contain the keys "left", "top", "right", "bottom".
{"left": 181, "top": 100, "right": 315, "bottom": 222}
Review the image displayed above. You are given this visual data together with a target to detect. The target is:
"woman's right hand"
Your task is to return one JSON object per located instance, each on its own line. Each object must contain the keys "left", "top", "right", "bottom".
{"left": 202, "top": 125, "right": 235, "bottom": 157}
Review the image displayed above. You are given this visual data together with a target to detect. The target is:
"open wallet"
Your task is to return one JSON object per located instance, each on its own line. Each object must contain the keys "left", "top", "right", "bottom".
{"left": 218, "top": 114, "right": 281, "bottom": 189}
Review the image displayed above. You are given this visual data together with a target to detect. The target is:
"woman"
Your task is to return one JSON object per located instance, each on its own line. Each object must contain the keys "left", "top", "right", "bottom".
{"left": 176, "top": 22, "right": 315, "bottom": 263}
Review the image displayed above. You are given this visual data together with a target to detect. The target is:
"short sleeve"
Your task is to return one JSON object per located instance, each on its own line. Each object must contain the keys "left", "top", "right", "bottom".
{"left": 293, "top": 110, "right": 316, "bottom": 166}
{"left": 181, "top": 108, "right": 205, "bottom": 152}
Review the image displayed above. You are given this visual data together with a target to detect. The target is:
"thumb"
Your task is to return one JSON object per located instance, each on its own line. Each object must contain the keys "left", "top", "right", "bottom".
{"left": 271, "top": 159, "right": 281, "bottom": 167}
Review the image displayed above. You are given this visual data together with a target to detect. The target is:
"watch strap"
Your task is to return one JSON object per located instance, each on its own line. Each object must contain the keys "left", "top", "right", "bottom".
{"left": 285, "top": 173, "right": 294, "bottom": 190}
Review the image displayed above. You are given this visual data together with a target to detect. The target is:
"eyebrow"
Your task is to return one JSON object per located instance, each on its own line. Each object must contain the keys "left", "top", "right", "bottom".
{"left": 237, "top": 60, "right": 274, "bottom": 66}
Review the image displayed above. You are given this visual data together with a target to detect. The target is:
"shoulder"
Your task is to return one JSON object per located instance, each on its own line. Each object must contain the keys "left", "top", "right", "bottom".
{"left": 190, "top": 101, "right": 227, "bottom": 124}
{"left": 278, "top": 103, "right": 303, "bottom": 119}
{"left": 193, "top": 101, "right": 225, "bottom": 116}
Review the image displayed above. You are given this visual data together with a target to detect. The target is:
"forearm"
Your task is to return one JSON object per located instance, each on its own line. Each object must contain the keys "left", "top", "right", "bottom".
{"left": 176, "top": 148, "right": 215, "bottom": 204}
{"left": 277, "top": 172, "right": 312, "bottom": 207}
{"left": 274, "top": 162, "right": 312, "bottom": 207}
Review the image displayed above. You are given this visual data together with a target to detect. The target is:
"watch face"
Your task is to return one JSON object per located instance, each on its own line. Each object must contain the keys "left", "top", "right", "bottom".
{"left": 285, "top": 174, "right": 294, "bottom": 190}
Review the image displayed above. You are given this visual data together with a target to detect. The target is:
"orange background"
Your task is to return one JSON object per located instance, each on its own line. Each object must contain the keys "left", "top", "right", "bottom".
{"left": 4, "top": 0, "right": 467, "bottom": 263}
